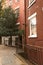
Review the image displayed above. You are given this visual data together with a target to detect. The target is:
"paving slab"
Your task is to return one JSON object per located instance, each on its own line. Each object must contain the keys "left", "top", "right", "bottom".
{"left": 0, "top": 45, "right": 33, "bottom": 65}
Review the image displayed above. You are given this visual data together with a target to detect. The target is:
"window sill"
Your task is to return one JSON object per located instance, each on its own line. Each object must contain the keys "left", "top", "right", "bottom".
{"left": 16, "top": 22, "right": 20, "bottom": 25}
{"left": 28, "top": 35, "right": 37, "bottom": 38}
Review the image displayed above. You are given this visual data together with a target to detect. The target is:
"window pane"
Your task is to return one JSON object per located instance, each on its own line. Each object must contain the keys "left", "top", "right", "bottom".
{"left": 9, "top": 0, "right": 13, "bottom": 5}
{"left": 29, "top": 0, "right": 36, "bottom": 7}
{"left": 29, "top": 0, "right": 33, "bottom": 4}
{"left": 16, "top": 0, "right": 19, "bottom": 2}
{"left": 31, "top": 25, "right": 36, "bottom": 35}
{"left": 30, "top": 16, "right": 37, "bottom": 36}
{"left": 15, "top": 8, "right": 19, "bottom": 18}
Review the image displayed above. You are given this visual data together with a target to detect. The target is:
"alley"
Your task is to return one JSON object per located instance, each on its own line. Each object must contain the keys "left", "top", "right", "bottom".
{"left": 0, "top": 45, "right": 33, "bottom": 65}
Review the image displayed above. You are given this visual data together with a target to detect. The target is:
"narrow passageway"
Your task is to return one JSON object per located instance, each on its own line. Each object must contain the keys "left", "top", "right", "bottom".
{"left": 0, "top": 45, "right": 33, "bottom": 65}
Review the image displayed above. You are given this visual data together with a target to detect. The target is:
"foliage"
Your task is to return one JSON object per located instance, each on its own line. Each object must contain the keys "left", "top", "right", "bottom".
{"left": 18, "top": 29, "right": 24, "bottom": 36}
{"left": 0, "top": 0, "right": 2, "bottom": 16}
{"left": 0, "top": 6, "right": 18, "bottom": 36}
{"left": 0, "top": 1, "right": 23, "bottom": 36}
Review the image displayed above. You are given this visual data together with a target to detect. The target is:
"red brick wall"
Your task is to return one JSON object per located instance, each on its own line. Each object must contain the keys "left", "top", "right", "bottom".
{"left": 12, "top": 0, "right": 25, "bottom": 48}
{"left": 26, "top": 0, "right": 43, "bottom": 46}
{"left": 25, "top": 0, "right": 43, "bottom": 64}
{"left": 13, "top": 0, "right": 25, "bottom": 29}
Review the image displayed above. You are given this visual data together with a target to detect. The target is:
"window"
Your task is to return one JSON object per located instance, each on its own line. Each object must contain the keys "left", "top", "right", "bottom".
{"left": 15, "top": 8, "right": 19, "bottom": 18}
{"left": 15, "top": 0, "right": 19, "bottom": 2}
{"left": 16, "top": 22, "right": 20, "bottom": 25}
{"left": 29, "top": 0, "right": 36, "bottom": 7}
{"left": 9, "top": 0, "right": 13, "bottom": 5}
{"left": 28, "top": 12, "right": 37, "bottom": 38}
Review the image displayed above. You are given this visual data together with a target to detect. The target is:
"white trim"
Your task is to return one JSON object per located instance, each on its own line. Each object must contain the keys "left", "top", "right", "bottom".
{"left": 15, "top": 6, "right": 20, "bottom": 10}
{"left": 9, "top": 0, "right": 13, "bottom": 6}
{"left": 28, "top": 12, "right": 37, "bottom": 38}
{"left": 16, "top": 22, "right": 20, "bottom": 25}
{"left": 29, "top": 0, "right": 36, "bottom": 7}
{"left": 42, "top": 7, "right": 43, "bottom": 11}
{"left": 28, "top": 12, "right": 37, "bottom": 20}
{"left": 28, "top": 35, "right": 37, "bottom": 38}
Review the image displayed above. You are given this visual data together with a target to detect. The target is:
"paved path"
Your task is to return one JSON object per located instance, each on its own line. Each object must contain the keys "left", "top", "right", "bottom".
{"left": 0, "top": 45, "right": 33, "bottom": 65}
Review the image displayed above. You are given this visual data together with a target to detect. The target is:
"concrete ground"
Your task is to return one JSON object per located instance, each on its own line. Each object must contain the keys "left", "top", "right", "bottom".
{"left": 0, "top": 45, "right": 33, "bottom": 65}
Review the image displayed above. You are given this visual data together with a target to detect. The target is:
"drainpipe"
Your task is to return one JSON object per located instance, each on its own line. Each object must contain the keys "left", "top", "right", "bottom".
{"left": 24, "top": 0, "right": 26, "bottom": 45}
{"left": 23, "top": 0, "right": 26, "bottom": 51}
{"left": 23, "top": 0, "right": 27, "bottom": 57}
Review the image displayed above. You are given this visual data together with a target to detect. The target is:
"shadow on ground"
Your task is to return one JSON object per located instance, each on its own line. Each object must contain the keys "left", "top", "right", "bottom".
{"left": 18, "top": 52, "right": 28, "bottom": 60}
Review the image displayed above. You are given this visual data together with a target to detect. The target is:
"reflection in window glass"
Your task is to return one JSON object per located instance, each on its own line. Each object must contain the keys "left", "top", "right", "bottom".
{"left": 28, "top": 13, "right": 37, "bottom": 37}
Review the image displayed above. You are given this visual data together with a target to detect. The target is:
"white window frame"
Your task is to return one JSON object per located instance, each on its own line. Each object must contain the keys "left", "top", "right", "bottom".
{"left": 9, "top": 0, "right": 13, "bottom": 6}
{"left": 29, "top": 0, "right": 36, "bottom": 7}
{"left": 28, "top": 12, "right": 37, "bottom": 38}
{"left": 15, "top": 6, "right": 20, "bottom": 10}
{"left": 14, "top": 7, "right": 19, "bottom": 18}
{"left": 16, "top": 22, "right": 20, "bottom": 25}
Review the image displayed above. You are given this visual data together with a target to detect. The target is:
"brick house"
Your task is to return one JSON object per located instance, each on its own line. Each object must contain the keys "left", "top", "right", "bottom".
{"left": 2, "top": 0, "right": 43, "bottom": 64}
{"left": 9, "top": 0, "right": 25, "bottom": 48}
{"left": 25, "top": 0, "right": 43, "bottom": 65}
{"left": 26, "top": 0, "right": 43, "bottom": 45}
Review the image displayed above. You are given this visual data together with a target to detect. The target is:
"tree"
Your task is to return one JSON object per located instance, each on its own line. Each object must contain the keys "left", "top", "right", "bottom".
{"left": 0, "top": 0, "right": 2, "bottom": 16}
{"left": 0, "top": 6, "right": 18, "bottom": 46}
